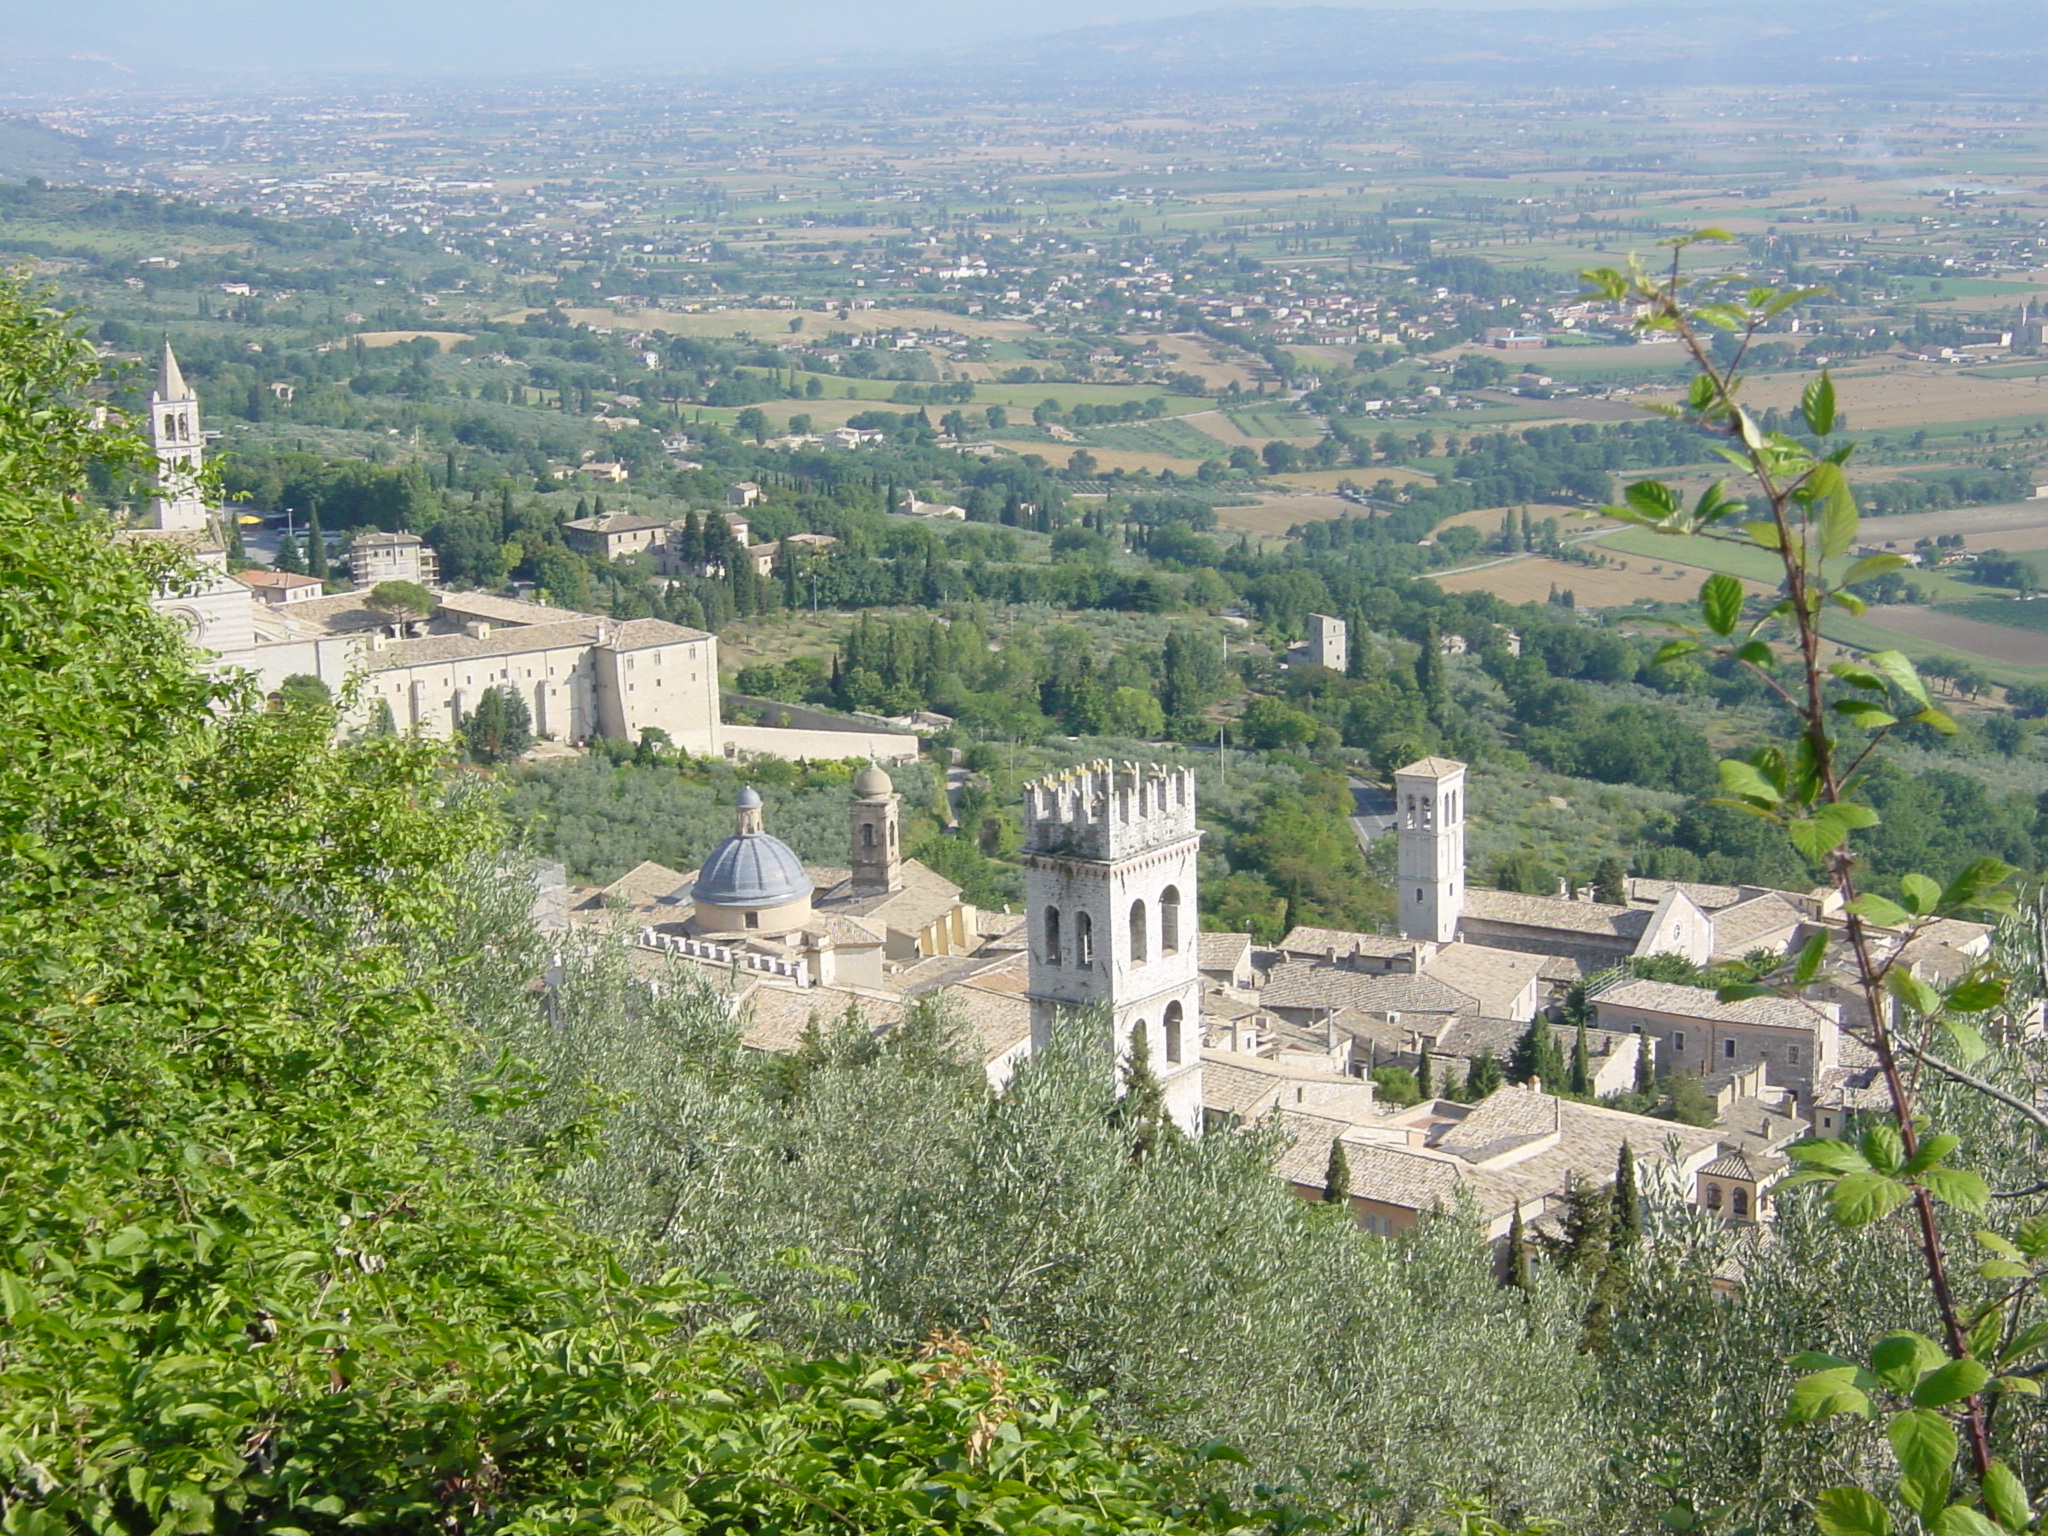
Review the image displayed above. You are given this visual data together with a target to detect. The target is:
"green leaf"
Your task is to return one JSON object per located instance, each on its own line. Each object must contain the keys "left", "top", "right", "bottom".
{"left": 1833, "top": 700, "right": 1897, "bottom": 731}
{"left": 1940, "top": 1019, "right": 1991, "bottom": 1066}
{"left": 1654, "top": 639, "right": 1703, "bottom": 667}
{"left": 1934, "top": 1507, "right": 2003, "bottom": 1536}
{"left": 1802, "top": 372, "right": 1837, "bottom": 437}
{"left": 1889, "top": 1409, "right": 1958, "bottom": 1525}
{"left": 1814, "top": 1487, "right": 1891, "bottom": 1536}
{"left": 1862, "top": 1125, "right": 1906, "bottom": 1175}
{"left": 2017, "top": 1216, "right": 2048, "bottom": 1258}
{"left": 1701, "top": 572, "right": 1744, "bottom": 636}
{"left": 1889, "top": 969, "right": 1942, "bottom": 1019}
{"left": 1918, "top": 1169, "right": 1990, "bottom": 1216}
{"left": 1792, "top": 929, "right": 1831, "bottom": 984}
{"left": 1625, "top": 480, "right": 1682, "bottom": 522}
{"left": 1940, "top": 859, "right": 2017, "bottom": 916}
{"left": 1830, "top": 1171, "right": 1914, "bottom": 1226}
{"left": 1745, "top": 520, "right": 1785, "bottom": 550}
{"left": 1788, "top": 1138, "right": 1871, "bottom": 1174}
{"left": 1788, "top": 801, "right": 1881, "bottom": 862}
{"left": 1983, "top": 1461, "right": 2031, "bottom": 1532}
{"left": 1913, "top": 1357, "right": 1991, "bottom": 1408}
{"left": 1902, "top": 1135, "right": 1961, "bottom": 1176}
{"left": 1787, "top": 1368, "right": 1874, "bottom": 1422}
{"left": 1870, "top": 1332, "right": 1947, "bottom": 1393}
{"left": 1810, "top": 463, "right": 1859, "bottom": 560}
{"left": 1947, "top": 975, "right": 2007, "bottom": 1013}
{"left": 1717, "top": 757, "right": 1783, "bottom": 806}
{"left": 1848, "top": 894, "right": 1911, "bottom": 928}
{"left": 1900, "top": 873, "right": 1941, "bottom": 915}
{"left": 1844, "top": 554, "right": 1908, "bottom": 586}
{"left": 1868, "top": 650, "right": 1933, "bottom": 709}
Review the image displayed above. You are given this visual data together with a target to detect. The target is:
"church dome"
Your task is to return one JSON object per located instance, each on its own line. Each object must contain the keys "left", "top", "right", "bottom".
{"left": 693, "top": 789, "right": 812, "bottom": 910}
{"left": 853, "top": 764, "right": 894, "bottom": 799}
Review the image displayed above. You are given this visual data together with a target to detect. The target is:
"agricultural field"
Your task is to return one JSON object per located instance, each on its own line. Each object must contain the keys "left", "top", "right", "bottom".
{"left": 1431, "top": 554, "right": 1754, "bottom": 608}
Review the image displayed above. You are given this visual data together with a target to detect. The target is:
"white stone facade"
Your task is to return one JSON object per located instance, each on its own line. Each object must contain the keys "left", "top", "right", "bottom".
{"left": 1396, "top": 757, "right": 1467, "bottom": 944}
{"left": 1023, "top": 763, "right": 1204, "bottom": 1131}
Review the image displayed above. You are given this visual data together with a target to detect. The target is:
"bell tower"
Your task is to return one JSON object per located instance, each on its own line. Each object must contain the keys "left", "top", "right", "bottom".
{"left": 1396, "top": 756, "right": 1467, "bottom": 944}
{"left": 148, "top": 342, "right": 211, "bottom": 533}
{"left": 1022, "top": 762, "right": 1203, "bottom": 1132}
{"left": 848, "top": 763, "right": 902, "bottom": 896}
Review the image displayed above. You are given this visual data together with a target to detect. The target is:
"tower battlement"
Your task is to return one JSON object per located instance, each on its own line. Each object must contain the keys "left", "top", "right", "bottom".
{"left": 1022, "top": 761, "right": 1196, "bottom": 861}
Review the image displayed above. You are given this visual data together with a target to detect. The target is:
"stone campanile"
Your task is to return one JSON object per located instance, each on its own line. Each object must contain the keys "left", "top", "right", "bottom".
{"left": 148, "top": 342, "right": 211, "bottom": 533}
{"left": 1396, "top": 756, "right": 1467, "bottom": 944}
{"left": 847, "top": 763, "right": 902, "bottom": 896}
{"left": 1022, "top": 761, "right": 1203, "bottom": 1132}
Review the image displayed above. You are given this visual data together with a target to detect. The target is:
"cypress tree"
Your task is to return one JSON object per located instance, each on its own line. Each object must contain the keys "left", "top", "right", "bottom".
{"left": 1592, "top": 855, "right": 1629, "bottom": 906}
{"left": 1321, "top": 1136, "right": 1351, "bottom": 1206}
{"left": 1612, "top": 1143, "right": 1641, "bottom": 1248}
{"left": 303, "top": 509, "right": 328, "bottom": 582}
{"left": 1415, "top": 1047, "right": 1433, "bottom": 1100}
{"left": 1505, "top": 1204, "right": 1531, "bottom": 1290}
{"left": 1117, "top": 1024, "right": 1170, "bottom": 1165}
{"left": 1507, "top": 1018, "right": 1548, "bottom": 1086}
{"left": 1633, "top": 1028, "right": 1655, "bottom": 1097}
{"left": 1467, "top": 1046, "right": 1504, "bottom": 1100}
{"left": 1569, "top": 1020, "right": 1592, "bottom": 1097}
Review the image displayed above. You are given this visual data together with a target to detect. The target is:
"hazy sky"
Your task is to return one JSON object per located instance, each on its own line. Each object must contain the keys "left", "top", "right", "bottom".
{"left": 5, "top": 0, "right": 1637, "bottom": 75}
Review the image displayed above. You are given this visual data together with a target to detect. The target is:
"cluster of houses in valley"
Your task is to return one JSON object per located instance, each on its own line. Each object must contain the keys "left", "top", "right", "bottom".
{"left": 133, "top": 347, "right": 1997, "bottom": 1265}
{"left": 551, "top": 751, "right": 2004, "bottom": 1264}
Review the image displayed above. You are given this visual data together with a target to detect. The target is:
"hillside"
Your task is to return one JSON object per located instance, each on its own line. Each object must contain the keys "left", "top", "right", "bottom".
{"left": 949, "top": 1, "right": 2048, "bottom": 88}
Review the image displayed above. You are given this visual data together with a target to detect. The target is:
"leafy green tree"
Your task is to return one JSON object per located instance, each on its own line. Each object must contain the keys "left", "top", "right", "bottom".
{"left": 461, "top": 684, "right": 535, "bottom": 764}
{"left": 1465, "top": 1047, "right": 1504, "bottom": 1100}
{"left": 1569, "top": 1019, "right": 1593, "bottom": 1097}
{"left": 1321, "top": 1135, "right": 1352, "bottom": 1205}
{"left": 1591, "top": 854, "right": 1629, "bottom": 905}
{"left": 0, "top": 273, "right": 1250, "bottom": 1536}
{"left": 1117, "top": 1023, "right": 1172, "bottom": 1164}
{"left": 276, "top": 672, "right": 332, "bottom": 713}
{"left": 366, "top": 578, "right": 435, "bottom": 621}
{"left": 1592, "top": 236, "right": 2045, "bottom": 1536}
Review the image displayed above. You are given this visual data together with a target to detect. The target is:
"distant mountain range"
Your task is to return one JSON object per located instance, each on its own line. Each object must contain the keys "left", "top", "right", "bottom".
{"left": 940, "top": 3, "right": 2048, "bottom": 90}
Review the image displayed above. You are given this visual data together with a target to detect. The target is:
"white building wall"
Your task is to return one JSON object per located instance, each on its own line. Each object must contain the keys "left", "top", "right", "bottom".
{"left": 1396, "top": 759, "right": 1466, "bottom": 944}
{"left": 1023, "top": 764, "right": 1204, "bottom": 1131}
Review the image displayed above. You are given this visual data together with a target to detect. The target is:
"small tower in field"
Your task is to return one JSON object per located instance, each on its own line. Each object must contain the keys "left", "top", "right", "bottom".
{"left": 1396, "top": 756, "right": 1467, "bottom": 944}
{"left": 1022, "top": 761, "right": 1203, "bottom": 1131}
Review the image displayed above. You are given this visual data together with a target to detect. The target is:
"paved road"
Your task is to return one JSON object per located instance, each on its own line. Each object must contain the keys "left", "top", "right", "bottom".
{"left": 1349, "top": 777, "right": 1397, "bottom": 856}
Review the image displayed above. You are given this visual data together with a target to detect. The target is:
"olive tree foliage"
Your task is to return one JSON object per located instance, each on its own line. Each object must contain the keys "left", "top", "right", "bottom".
{"left": 461, "top": 929, "right": 1606, "bottom": 1532}
{"left": 1585, "top": 238, "right": 2048, "bottom": 1536}
{"left": 0, "top": 278, "right": 1258, "bottom": 1536}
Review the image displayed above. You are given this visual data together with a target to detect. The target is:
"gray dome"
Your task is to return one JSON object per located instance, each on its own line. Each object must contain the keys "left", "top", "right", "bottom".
{"left": 854, "top": 764, "right": 893, "bottom": 799}
{"left": 694, "top": 826, "right": 812, "bottom": 909}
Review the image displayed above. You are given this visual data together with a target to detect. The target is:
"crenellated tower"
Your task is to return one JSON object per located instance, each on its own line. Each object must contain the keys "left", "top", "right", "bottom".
{"left": 1022, "top": 761, "right": 1203, "bottom": 1130}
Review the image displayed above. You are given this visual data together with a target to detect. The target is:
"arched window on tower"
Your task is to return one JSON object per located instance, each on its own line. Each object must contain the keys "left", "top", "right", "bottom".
{"left": 1129, "top": 900, "right": 1147, "bottom": 965}
{"left": 1733, "top": 1188, "right": 1751, "bottom": 1219}
{"left": 1704, "top": 1183, "right": 1723, "bottom": 1212}
{"left": 1045, "top": 908, "right": 1063, "bottom": 967}
{"left": 862, "top": 824, "right": 875, "bottom": 848}
{"left": 1076, "top": 912, "right": 1094, "bottom": 969}
{"left": 1160, "top": 886, "right": 1182, "bottom": 954}
{"left": 1164, "top": 1000, "right": 1184, "bottom": 1064}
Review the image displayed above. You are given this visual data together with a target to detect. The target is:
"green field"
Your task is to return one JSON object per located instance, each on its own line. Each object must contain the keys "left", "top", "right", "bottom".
{"left": 1085, "top": 418, "right": 1228, "bottom": 458}
{"left": 1598, "top": 526, "right": 1990, "bottom": 603}
{"left": 1938, "top": 597, "right": 2048, "bottom": 633}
